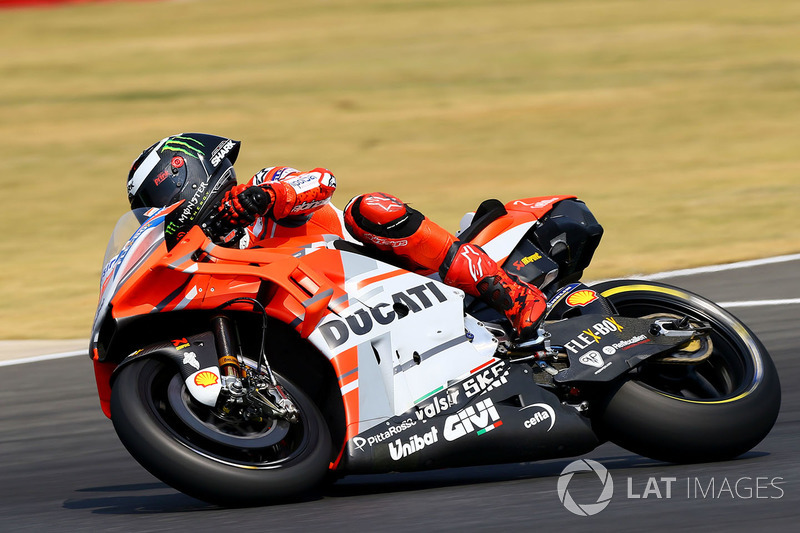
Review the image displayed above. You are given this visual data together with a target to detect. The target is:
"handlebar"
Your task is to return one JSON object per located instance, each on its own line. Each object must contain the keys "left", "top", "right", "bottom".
{"left": 200, "top": 206, "right": 246, "bottom": 247}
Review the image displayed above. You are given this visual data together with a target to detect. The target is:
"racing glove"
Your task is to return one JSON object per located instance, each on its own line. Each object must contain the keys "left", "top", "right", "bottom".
{"left": 218, "top": 184, "right": 273, "bottom": 226}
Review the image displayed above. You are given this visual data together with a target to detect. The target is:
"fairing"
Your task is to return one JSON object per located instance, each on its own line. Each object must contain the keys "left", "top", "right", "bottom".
{"left": 92, "top": 206, "right": 170, "bottom": 353}
{"left": 91, "top": 195, "right": 604, "bottom": 468}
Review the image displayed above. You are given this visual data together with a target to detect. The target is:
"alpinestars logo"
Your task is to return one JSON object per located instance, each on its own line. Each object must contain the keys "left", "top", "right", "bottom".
{"left": 443, "top": 398, "right": 502, "bottom": 441}
{"left": 458, "top": 244, "right": 488, "bottom": 282}
{"left": 363, "top": 194, "right": 405, "bottom": 213}
{"left": 162, "top": 136, "right": 204, "bottom": 159}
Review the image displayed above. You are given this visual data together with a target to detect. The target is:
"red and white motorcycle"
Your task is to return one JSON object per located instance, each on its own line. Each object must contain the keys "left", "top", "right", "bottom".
{"left": 90, "top": 192, "right": 780, "bottom": 505}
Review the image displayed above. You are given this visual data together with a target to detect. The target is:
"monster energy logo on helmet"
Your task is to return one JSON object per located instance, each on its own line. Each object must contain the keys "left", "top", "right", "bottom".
{"left": 161, "top": 135, "right": 205, "bottom": 159}
{"left": 127, "top": 133, "right": 241, "bottom": 212}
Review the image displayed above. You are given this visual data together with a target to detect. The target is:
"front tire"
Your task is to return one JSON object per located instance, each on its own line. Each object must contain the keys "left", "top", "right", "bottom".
{"left": 111, "top": 357, "right": 332, "bottom": 506}
{"left": 590, "top": 280, "right": 781, "bottom": 463}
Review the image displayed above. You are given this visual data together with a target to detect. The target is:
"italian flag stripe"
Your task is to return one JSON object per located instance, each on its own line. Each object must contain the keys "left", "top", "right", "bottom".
{"left": 415, "top": 386, "right": 444, "bottom": 404}
{"left": 477, "top": 420, "right": 503, "bottom": 436}
{"left": 470, "top": 359, "right": 495, "bottom": 374}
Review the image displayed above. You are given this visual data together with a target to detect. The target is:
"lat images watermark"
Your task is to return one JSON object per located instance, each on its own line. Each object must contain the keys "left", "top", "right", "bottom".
{"left": 557, "top": 459, "right": 614, "bottom": 516}
{"left": 556, "top": 460, "right": 786, "bottom": 516}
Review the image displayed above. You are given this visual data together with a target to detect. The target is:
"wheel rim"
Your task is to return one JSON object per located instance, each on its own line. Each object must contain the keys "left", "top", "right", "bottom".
{"left": 601, "top": 287, "right": 764, "bottom": 404}
{"left": 166, "top": 374, "right": 291, "bottom": 449}
{"left": 142, "top": 360, "right": 313, "bottom": 468}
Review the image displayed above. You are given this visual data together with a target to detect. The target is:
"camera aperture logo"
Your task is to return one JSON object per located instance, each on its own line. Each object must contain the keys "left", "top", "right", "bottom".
{"left": 557, "top": 459, "right": 614, "bottom": 516}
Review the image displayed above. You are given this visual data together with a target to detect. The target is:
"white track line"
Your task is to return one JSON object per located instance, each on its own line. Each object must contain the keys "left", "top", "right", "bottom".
{"left": 715, "top": 298, "right": 800, "bottom": 309}
{"left": 4, "top": 254, "right": 799, "bottom": 367}
{"left": 0, "top": 350, "right": 87, "bottom": 368}
{"left": 639, "top": 253, "right": 800, "bottom": 280}
{"left": 637, "top": 253, "right": 800, "bottom": 310}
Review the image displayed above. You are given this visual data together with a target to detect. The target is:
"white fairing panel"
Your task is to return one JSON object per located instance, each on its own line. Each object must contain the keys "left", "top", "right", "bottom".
{"left": 480, "top": 220, "right": 536, "bottom": 262}
{"left": 307, "top": 269, "right": 498, "bottom": 428}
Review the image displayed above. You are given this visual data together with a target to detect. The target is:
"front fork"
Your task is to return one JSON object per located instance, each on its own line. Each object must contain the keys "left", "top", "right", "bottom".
{"left": 211, "top": 315, "right": 299, "bottom": 423}
{"left": 213, "top": 314, "right": 247, "bottom": 390}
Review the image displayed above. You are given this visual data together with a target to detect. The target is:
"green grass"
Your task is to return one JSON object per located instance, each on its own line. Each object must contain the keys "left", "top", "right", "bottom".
{"left": 1, "top": 0, "right": 799, "bottom": 339}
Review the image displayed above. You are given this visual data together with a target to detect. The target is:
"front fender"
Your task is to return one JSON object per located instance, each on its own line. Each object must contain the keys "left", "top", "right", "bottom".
{"left": 111, "top": 331, "right": 223, "bottom": 407}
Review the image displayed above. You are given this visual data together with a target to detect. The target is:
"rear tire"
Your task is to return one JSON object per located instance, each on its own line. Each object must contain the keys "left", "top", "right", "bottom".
{"left": 111, "top": 357, "right": 332, "bottom": 506}
{"left": 590, "top": 280, "right": 781, "bottom": 463}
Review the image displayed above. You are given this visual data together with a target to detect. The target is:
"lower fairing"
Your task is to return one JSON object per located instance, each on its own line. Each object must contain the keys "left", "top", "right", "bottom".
{"left": 340, "top": 361, "right": 600, "bottom": 473}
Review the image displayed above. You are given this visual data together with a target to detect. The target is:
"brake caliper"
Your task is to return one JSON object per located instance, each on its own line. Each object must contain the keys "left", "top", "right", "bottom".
{"left": 648, "top": 315, "right": 713, "bottom": 364}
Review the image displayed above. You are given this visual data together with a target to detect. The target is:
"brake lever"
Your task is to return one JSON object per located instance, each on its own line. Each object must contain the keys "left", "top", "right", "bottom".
{"left": 201, "top": 206, "right": 245, "bottom": 246}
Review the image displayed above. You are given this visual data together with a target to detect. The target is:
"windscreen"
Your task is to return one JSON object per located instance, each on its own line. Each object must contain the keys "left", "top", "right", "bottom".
{"left": 98, "top": 207, "right": 167, "bottom": 301}
{"left": 102, "top": 208, "right": 153, "bottom": 266}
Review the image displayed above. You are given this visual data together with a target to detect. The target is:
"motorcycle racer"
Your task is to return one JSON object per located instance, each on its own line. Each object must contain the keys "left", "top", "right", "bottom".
{"left": 126, "top": 133, "right": 547, "bottom": 340}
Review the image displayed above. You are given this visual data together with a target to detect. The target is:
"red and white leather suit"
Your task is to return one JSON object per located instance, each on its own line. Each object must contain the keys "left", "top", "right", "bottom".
{"left": 225, "top": 166, "right": 546, "bottom": 339}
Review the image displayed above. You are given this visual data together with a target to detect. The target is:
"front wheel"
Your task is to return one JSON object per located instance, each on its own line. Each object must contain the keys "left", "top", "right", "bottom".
{"left": 110, "top": 357, "right": 332, "bottom": 506}
{"left": 590, "top": 280, "right": 781, "bottom": 463}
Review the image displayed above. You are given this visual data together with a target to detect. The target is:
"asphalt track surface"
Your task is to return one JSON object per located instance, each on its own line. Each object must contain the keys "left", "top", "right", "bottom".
{"left": 1, "top": 258, "right": 797, "bottom": 532}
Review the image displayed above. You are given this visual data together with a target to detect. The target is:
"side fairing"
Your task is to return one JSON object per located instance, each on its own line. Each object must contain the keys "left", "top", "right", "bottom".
{"left": 304, "top": 252, "right": 499, "bottom": 441}
{"left": 91, "top": 211, "right": 503, "bottom": 449}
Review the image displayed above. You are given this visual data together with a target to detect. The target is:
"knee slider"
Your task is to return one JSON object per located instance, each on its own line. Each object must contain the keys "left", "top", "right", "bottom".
{"left": 345, "top": 193, "right": 424, "bottom": 238}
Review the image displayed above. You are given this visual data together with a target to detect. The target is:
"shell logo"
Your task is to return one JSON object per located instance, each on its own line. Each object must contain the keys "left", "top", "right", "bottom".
{"left": 566, "top": 289, "right": 598, "bottom": 307}
{"left": 194, "top": 371, "right": 219, "bottom": 388}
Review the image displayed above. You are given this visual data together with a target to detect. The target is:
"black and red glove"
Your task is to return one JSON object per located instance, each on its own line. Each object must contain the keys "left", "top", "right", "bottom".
{"left": 218, "top": 184, "right": 273, "bottom": 226}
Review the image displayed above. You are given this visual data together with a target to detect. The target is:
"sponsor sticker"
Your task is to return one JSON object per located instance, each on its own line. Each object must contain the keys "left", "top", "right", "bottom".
{"left": 353, "top": 436, "right": 368, "bottom": 452}
{"left": 563, "top": 317, "right": 625, "bottom": 354}
{"left": 194, "top": 371, "right": 219, "bottom": 388}
{"left": 579, "top": 351, "right": 604, "bottom": 368}
{"left": 172, "top": 338, "right": 191, "bottom": 350}
{"left": 462, "top": 361, "right": 509, "bottom": 398}
{"left": 388, "top": 427, "right": 439, "bottom": 461}
{"left": 154, "top": 169, "right": 170, "bottom": 186}
{"left": 210, "top": 139, "right": 235, "bottom": 167}
{"left": 354, "top": 419, "right": 418, "bottom": 450}
{"left": 182, "top": 351, "right": 200, "bottom": 370}
{"left": 414, "top": 389, "right": 460, "bottom": 421}
{"left": 520, "top": 403, "right": 556, "bottom": 431}
{"left": 612, "top": 334, "right": 651, "bottom": 350}
{"left": 513, "top": 197, "right": 561, "bottom": 210}
{"left": 547, "top": 282, "right": 581, "bottom": 310}
{"left": 318, "top": 282, "right": 449, "bottom": 349}
{"left": 513, "top": 252, "right": 543, "bottom": 270}
{"left": 579, "top": 351, "right": 613, "bottom": 374}
{"left": 458, "top": 244, "right": 489, "bottom": 283}
{"left": 443, "top": 398, "right": 503, "bottom": 441}
{"left": 565, "top": 289, "right": 599, "bottom": 307}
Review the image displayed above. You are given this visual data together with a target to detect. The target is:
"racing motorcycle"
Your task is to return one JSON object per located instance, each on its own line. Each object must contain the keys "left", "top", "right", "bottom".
{"left": 90, "top": 192, "right": 781, "bottom": 506}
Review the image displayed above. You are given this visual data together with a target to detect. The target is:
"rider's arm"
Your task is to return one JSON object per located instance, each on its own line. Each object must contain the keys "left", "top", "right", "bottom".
{"left": 216, "top": 166, "right": 337, "bottom": 245}
{"left": 248, "top": 166, "right": 337, "bottom": 219}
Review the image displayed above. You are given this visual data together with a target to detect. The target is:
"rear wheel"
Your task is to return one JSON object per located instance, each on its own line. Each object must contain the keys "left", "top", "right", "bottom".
{"left": 111, "top": 357, "right": 332, "bottom": 506}
{"left": 590, "top": 280, "right": 781, "bottom": 463}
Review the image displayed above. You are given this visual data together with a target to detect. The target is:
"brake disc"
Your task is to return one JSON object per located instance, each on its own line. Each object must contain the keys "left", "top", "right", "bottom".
{"left": 167, "top": 374, "right": 290, "bottom": 449}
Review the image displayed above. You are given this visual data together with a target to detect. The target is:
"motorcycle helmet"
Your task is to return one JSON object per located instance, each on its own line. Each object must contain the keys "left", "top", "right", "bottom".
{"left": 126, "top": 133, "right": 241, "bottom": 223}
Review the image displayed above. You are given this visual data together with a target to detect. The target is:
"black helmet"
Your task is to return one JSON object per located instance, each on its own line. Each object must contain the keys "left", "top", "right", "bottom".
{"left": 126, "top": 133, "right": 241, "bottom": 216}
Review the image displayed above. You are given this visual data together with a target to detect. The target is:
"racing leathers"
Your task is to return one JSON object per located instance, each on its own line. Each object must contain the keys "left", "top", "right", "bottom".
{"left": 218, "top": 166, "right": 547, "bottom": 339}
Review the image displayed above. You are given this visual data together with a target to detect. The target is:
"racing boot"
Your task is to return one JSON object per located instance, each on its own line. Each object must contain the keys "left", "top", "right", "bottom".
{"left": 441, "top": 242, "right": 546, "bottom": 340}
